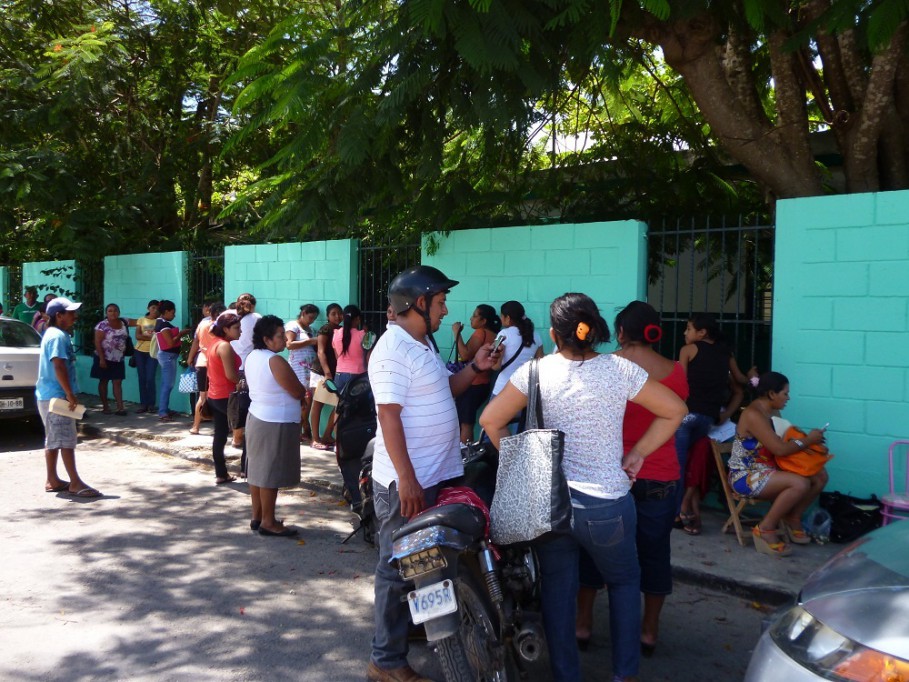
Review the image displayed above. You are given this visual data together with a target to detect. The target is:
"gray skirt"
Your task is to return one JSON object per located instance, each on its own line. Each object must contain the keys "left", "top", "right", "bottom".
{"left": 245, "top": 413, "right": 301, "bottom": 489}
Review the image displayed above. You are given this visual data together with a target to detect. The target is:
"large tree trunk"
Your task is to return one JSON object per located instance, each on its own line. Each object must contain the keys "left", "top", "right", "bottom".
{"left": 646, "top": 15, "right": 823, "bottom": 198}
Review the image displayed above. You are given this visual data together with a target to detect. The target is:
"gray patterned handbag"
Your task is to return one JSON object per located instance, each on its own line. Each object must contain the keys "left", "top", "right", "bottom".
{"left": 489, "top": 359, "right": 572, "bottom": 544}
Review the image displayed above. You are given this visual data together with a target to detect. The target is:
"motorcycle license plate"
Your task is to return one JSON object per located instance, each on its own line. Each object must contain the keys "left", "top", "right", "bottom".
{"left": 407, "top": 579, "right": 457, "bottom": 624}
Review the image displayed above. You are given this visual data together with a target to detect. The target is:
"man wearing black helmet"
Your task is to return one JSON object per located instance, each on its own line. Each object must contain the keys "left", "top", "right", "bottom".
{"left": 366, "top": 266, "right": 499, "bottom": 682}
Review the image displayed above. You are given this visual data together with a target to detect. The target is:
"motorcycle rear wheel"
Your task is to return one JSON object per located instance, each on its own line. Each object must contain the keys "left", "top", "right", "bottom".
{"left": 434, "top": 565, "right": 510, "bottom": 682}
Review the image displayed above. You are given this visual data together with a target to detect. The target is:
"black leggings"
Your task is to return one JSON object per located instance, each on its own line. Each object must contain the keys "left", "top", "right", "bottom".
{"left": 208, "top": 397, "right": 231, "bottom": 480}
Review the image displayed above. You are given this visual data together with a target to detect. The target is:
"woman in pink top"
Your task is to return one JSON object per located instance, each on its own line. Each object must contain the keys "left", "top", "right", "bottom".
{"left": 331, "top": 304, "right": 368, "bottom": 392}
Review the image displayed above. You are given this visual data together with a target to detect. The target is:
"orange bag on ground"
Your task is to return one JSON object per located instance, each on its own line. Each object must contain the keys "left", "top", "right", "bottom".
{"left": 774, "top": 426, "right": 833, "bottom": 477}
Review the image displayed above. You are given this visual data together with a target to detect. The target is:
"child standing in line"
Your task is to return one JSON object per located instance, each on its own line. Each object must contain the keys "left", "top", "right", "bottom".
{"left": 675, "top": 313, "right": 754, "bottom": 534}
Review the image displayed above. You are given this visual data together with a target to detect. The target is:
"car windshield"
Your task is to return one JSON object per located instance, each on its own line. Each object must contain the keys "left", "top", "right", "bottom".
{"left": 0, "top": 319, "right": 42, "bottom": 348}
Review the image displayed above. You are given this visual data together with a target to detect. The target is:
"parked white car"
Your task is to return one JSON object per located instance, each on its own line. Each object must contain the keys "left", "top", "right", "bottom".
{"left": 745, "top": 520, "right": 909, "bottom": 681}
{"left": 0, "top": 316, "right": 41, "bottom": 421}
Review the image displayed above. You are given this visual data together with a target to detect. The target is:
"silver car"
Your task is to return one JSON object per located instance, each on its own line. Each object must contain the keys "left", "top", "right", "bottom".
{"left": 745, "top": 520, "right": 909, "bottom": 681}
{"left": 0, "top": 316, "right": 42, "bottom": 420}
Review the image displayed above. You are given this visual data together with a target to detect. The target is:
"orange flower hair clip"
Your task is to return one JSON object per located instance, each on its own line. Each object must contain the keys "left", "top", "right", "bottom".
{"left": 576, "top": 322, "right": 590, "bottom": 341}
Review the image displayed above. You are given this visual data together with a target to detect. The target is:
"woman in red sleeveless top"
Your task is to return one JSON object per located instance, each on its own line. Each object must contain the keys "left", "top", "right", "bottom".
{"left": 206, "top": 313, "right": 242, "bottom": 485}
{"left": 576, "top": 301, "right": 689, "bottom": 658}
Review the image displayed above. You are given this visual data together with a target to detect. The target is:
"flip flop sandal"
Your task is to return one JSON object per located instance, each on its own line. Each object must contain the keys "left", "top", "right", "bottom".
{"left": 45, "top": 482, "right": 70, "bottom": 493}
{"left": 680, "top": 512, "right": 701, "bottom": 536}
{"left": 68, "top": 487, "right": 102, "bottom": 498}
{"left": 216, "top": 476, "right": 237, "bottom": 485}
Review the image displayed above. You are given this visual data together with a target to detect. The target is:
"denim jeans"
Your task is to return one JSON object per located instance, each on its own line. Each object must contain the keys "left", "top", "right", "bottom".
{"left": 335, "top": 371, "right": 363, "bottom": 393}
{"left": 371, "top": 480, "right": 441, "bottom": 670}
{"left": 579, "top": 479, "right": 677, "bottom": 596}
{"left": 157, "top": 351, "right": 178, "bottom": 417}
{"left": 673, "top": 412, "right": 714, "bottom": 513}
{"left": 134, "top": 350, "right": 157, "bottom": 409}
{"left": 536, "top": 489, "right": 641, "bottom": 681}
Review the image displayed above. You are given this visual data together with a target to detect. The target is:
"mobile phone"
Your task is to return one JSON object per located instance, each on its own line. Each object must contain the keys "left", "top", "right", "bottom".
{"left": 491, "top": 335, "right": 505, "bottom": 352}
{"left": 821, "top": 422, "right": 830, "bottom": 430}
{"left": 324, "top": 379, "right": 338, "bottom": 393}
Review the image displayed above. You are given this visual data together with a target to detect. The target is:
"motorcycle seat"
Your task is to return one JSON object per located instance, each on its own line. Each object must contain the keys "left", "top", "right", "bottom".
{"left": 392, "top": 503, "right": 486, "bottom": 541}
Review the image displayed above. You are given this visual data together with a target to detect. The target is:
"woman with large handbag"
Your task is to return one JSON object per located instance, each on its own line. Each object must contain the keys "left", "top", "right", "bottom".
{"left": 480, "top": 292, "right": 686, "bottom": 682}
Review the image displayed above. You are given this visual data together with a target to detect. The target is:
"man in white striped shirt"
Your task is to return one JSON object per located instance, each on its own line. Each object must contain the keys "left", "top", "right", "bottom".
{"left": 367, "top": 266, "right": 498, "bottom": 682}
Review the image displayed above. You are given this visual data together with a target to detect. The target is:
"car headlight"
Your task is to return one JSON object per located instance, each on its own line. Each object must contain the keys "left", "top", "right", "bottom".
{"left": 771, "top": 605, "right": 909, "bottom": 681}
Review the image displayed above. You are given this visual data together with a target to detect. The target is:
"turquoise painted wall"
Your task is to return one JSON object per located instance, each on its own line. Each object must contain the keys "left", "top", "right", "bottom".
{"left": 774, "top": 191, "right": 909, "bottom": 498}
{"left": 94, "top": 251, "right": 190, "bottom": 412}
{"left": 422, "top": 221, "right": 648, "bottom": 361}
{"left": 104, "top": 251, "right": 189, "bottom": 324}
{"left": 224, "top": 239, "right": 359, "bottom": 327}
{"left": 0, "top": 266, "right": 8, "bottom": 313}
{"left": 22, "top": 259, "right": 78, "bottom": 300}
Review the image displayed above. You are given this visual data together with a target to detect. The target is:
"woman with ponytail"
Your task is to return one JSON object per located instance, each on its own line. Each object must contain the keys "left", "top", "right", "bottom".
{"left": 575, "top": 301, "right": 690, "bottom": 658}
{"left": 491, "top": 300, "right": 543, "bottom": 397}
{"left": 331, "top": 304, "right": 368, "bottom": 392}
{"left": 481, "top": 293, "right": 687, "bottom": 682}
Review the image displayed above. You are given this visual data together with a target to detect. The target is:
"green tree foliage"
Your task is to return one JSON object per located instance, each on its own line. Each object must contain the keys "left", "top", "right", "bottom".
{"left": 228, "top": 0, "right": 909, "bottom": 239}
{"left": 0, "top": 0, "right": 285, "bottom": 264}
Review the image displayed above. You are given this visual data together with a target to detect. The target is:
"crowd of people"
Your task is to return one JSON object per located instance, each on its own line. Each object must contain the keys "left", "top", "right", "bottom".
{"left": 22, "top": 268, "right": 831, "bottom": 682}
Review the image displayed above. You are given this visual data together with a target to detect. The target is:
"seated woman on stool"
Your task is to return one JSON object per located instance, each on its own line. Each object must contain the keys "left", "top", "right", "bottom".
{"left": 729, "top": 371, "right": 828, "bottom": 556}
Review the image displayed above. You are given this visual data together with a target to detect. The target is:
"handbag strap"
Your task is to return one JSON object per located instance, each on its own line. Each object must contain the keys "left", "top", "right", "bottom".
{"left": 525, "top": 359, "right": 545, "bottom": 429}
{"left": 500, "top": 342, "right": 523, "bottom": 372}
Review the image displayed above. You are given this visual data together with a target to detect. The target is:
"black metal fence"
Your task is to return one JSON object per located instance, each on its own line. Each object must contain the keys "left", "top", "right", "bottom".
{"left": 6, "top": 265, "right": 22, "bottom": 310}
{"left": 647, "top": 214, "right": 775, "bottom": 372}
{"left": 187, "top": 248, "right": 225, "bottom": 326}
{"left": 358, "top": 237, "right": 421, "bottom": 337}
{"left": 74, "top": 258, "right": 104, "bottom": 354}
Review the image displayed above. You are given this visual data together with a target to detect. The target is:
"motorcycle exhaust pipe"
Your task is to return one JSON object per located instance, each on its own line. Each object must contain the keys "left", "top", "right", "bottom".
{"left": 515, "top": 622, "right": 545, "bottom": 662}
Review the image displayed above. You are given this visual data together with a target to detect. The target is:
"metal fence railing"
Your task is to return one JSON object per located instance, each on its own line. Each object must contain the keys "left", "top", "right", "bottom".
{"left": 358, "top": 237, "right": 421, "bottom": 338}
{"left": 187, "top": 249, "right": 225, "bottom": 327}
{"left": 647, "top": 214, "right": 775, "bottom": 372}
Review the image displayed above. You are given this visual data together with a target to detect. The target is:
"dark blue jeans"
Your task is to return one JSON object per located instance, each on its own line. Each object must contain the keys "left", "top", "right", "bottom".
{"left": 580, "top": 479, "right": 677, "bottom": 596}
{"left": 134, "top": 350, "right": 157, "bottom": 409}
{"left": 673, "top": 412, "right": 714, "bottom": 513}
{"left": 157, "top": 351, "right": 178, "bottom": 417}
{"left": 536, "top": 489, "right": 640, "bottom": 681}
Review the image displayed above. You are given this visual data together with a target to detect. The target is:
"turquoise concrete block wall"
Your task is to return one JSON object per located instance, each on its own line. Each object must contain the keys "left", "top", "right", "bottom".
{"left": 22, "top": 260, "right": 78, "bottom": 300}
{"left": 224, "top": 239, "right": 359, "bottom": 328}
{"left": 774, "top": 191, "right": 909, "bottom": 498}
{"left": 0, "top": 266, "right": 8, "bottom": 312}
{"left": 423, "top": 221, "right": 648, "bottom": 362}
{"left": 97, "top": 251, "right": 190, "bottom": 411}
{"left": 104, "top": 252, "right": 189, "bottom": 324}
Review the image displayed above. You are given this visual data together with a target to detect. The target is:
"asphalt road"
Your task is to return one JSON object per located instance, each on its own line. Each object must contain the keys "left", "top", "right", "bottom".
{"left": 1, "top": 426, "right": 769, "bottom": 681}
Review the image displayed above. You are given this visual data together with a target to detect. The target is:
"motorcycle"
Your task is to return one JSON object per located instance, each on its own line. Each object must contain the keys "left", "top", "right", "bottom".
{"left": 331, "top": 373, "right": 378, "bottom": 546}
{"left": 390, "top": 441, "right": 546, "bottom": 681}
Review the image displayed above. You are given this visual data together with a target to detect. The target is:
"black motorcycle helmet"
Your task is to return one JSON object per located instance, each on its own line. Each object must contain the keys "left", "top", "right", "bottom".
{"left": 387, "top": 266, "right": 459, "bottom": 315}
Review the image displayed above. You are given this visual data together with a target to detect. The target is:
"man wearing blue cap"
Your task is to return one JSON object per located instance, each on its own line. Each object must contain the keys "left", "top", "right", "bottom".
{"left": 37, "top": 297, "right": 102, "bottom": 497}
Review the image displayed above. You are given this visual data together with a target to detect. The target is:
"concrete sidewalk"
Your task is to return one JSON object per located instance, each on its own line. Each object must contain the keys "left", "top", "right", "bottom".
{"left": 76, "top": 395, "right": 843, "bottom": 605}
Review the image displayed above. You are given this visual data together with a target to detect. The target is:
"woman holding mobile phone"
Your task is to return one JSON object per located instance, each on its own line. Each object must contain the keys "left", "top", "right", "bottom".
{"left": 452, "top": 304, "right": 501, "bottom": 443}
{"left": 728, "top": 371, "right": 829, "bottom": 556}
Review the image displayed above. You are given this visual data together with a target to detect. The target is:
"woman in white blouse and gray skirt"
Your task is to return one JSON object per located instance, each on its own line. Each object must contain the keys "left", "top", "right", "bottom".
{"left": 245, "top": 315, "right": 307, "bottom": 537}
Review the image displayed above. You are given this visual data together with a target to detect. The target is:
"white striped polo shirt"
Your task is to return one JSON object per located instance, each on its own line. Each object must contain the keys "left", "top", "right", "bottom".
{"left": 369, "top": 324, "right": 462, "bottom": 489}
